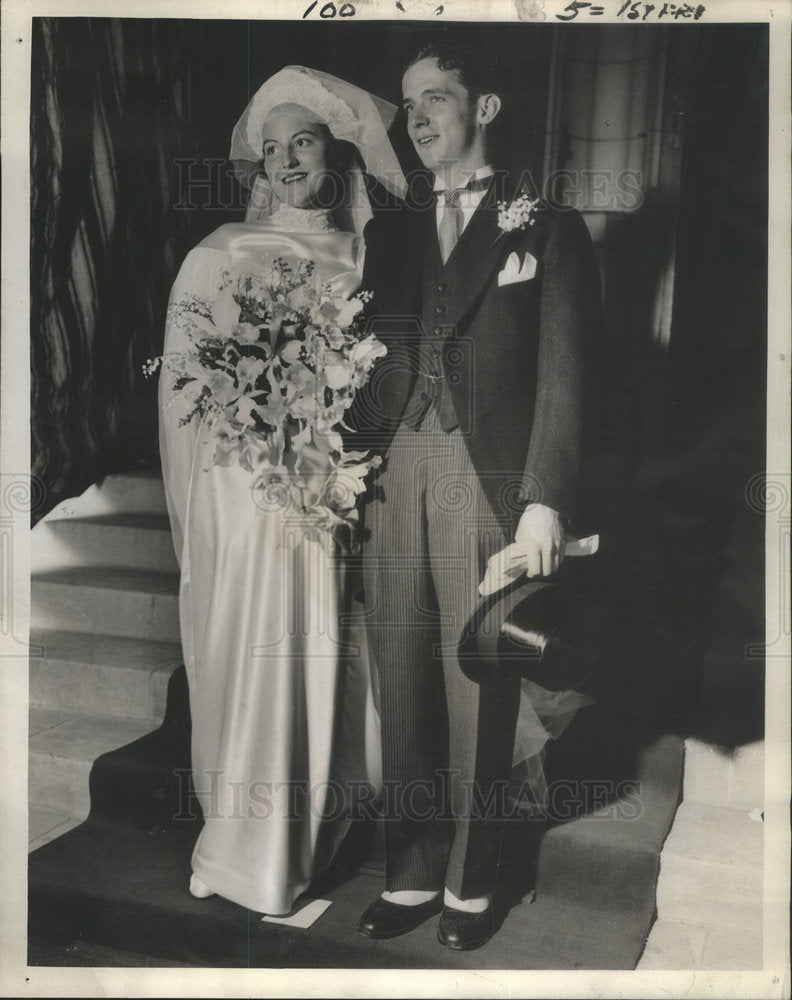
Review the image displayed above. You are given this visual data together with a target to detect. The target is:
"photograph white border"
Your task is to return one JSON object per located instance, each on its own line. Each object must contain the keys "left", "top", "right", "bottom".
{"left": 2, "top": 1, "right": 789, "bottom": 996}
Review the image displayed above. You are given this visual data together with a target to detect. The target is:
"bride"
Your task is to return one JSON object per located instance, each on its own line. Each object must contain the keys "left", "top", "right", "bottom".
{"left": 158, "top": 66, "right": 406, "bottom": 915}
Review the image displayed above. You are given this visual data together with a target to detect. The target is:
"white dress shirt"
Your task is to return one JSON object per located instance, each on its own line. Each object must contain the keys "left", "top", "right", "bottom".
{"left": 433, "top": 165, "right": 495, "bottom": 243}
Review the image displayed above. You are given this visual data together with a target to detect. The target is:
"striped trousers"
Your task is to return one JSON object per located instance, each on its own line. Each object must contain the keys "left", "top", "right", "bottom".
{"left": 363, "top": 406, "right": 522, "bottom": 898}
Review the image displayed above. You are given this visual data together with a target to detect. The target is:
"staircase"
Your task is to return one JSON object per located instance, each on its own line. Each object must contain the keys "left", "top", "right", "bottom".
{"left": 637, "top": 736, "right": 764, "bottom": 970}
{"left": 637, "top": 486, "right": 766, "bottom": 971}
{"left": 28, "top": 469, "right": 764, "bottom": 969}
{"left": 29, "top": 470, "right": 182, "bottom": 852}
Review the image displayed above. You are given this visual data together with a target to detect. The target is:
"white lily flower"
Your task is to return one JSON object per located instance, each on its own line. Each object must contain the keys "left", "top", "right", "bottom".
{"left": 324, "top": 352, "right": 353, "bottom": 390}
{"left": 279, "top": 339, "right": 304, "bottom": 364}
{"left": 233, "top": 322, "right": 262, "bottom": 344}
{"left": 201, "top": 370, "right": 238, "bottom": 407}
{"left": 235, "top": 356, "right": 266, "bottom": 392}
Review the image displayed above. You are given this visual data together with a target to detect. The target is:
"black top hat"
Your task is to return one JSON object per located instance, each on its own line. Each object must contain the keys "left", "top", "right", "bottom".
{"left": 458, "top": 579, "right": 608, "bottom": 691}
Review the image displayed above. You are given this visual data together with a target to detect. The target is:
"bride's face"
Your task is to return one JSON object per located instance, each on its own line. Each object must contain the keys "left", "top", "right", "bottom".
{"left": 261, "top": 114, "right": 331, "bottom": 210}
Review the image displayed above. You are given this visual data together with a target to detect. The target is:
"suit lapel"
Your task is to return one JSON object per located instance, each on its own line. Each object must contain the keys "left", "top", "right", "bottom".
{"left": 438, "top": 175, "right": 512, "bottom": 333}
{"left": 405, "top": 205, "right": 446, "bottom": 330}
{"left": 420, "top": 202, "right": 443, "bottom": 275}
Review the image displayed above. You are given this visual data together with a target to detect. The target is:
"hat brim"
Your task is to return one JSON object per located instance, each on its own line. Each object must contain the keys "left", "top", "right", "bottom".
{"left": 459, "top": 579, "right": 608, "bottom": 691}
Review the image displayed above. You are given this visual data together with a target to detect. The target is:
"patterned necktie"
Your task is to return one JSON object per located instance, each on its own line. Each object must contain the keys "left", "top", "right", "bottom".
{"left": 437, "top": 175, "right": 493, "bottom": 264}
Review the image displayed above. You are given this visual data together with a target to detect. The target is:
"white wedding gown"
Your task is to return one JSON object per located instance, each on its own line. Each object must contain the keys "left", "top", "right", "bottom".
{"left": 159, "top": 218, "right": 381, "bottom": 915}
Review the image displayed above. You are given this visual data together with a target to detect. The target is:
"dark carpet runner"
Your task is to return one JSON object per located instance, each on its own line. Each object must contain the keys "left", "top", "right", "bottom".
{"left": 28, "top": 664, "right": 683, "bottom": 970}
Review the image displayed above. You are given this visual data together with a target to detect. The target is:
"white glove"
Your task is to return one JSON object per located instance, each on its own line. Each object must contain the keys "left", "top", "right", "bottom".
{"left": 479, "top": 534, "right": 599, "bottom": 597}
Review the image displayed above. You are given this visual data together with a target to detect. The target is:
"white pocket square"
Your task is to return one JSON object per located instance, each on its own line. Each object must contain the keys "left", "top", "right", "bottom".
{"left": 497, "top": 251, "right": 537, "bottom": 287}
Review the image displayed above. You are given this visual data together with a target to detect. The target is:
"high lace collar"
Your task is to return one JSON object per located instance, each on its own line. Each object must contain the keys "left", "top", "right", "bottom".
{"left": 268, "top": 203, "right": 336, "bottom": 233}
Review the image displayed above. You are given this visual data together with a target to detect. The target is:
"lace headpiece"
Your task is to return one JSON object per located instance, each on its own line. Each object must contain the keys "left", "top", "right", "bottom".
{"left": 242, "top": 70, "right": 358, "bottom": 152}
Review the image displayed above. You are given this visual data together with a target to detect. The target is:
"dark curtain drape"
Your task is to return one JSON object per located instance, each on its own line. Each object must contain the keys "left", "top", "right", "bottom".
{"left": 30, "top": 17, "right": 188, "bottom": 518}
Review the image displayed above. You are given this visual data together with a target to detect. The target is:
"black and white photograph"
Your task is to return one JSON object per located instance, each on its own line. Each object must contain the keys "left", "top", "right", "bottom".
{"left": 1, "top": 0, "right": 789, "bottom": 995}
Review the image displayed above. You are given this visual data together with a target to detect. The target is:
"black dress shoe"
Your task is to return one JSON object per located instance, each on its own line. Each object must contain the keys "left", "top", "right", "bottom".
{"left": 437, "top": 904, "right": 495, "bottom": 951}
{"left": 357, "top": 895, "right": 442, "bottom": 939}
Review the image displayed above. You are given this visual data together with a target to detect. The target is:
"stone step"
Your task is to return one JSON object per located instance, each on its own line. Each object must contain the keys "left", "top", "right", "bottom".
{"left": 29, "top": 629, "right": 181, "bottom": 720}
{"left": 27, "top": 717, "right": 683, "bottom": 970}
{"left": 26, "top": 817, "right": 663, "bottom": 971}
{"left": 31, "top": 566, "right": 180, "bottom": 642}
{"left": 28, "top": 805, "right": 83, "bottom": 853}
{"left": 98, "top": 470, "right": 168, "bottom": 514}
{"left": 48, "top": 470, "right": 168, "bottom": 519}
{"left": 32, "top": 513, "right": 178, "bottom": 574}
{"left": 637, "top": 916, "right": 763, "bottom": 971}
{"left": 682, "top": 737, "right": 764, "bottom": 811}
{"left": 29, "top": 708, "right": 158, "bottom": 820}
{"left": 654, "top": 801, "right": 763, "bottom": 932}
{"left": 28, "top": 937, "right": 198, "bottom": 967}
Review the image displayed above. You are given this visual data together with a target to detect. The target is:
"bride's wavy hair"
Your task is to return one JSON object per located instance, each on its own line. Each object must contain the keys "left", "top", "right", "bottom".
{"left": 319, "top": 132, "right": 368, "bottom": 223}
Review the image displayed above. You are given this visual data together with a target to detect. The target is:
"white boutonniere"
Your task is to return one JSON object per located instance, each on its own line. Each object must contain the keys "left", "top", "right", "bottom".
{"left": 493, "top": 192, "right": 542, "bottom": 245}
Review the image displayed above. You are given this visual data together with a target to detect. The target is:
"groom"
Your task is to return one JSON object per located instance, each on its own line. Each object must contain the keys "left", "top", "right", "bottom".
{"left": 354, "top": 41, "right": 602, "bottom": 950}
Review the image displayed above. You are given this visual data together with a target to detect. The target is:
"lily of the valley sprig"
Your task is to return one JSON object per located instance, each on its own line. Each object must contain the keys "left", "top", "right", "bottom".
{"left": 492, "top": 191, "right": 542, "bottom": 246}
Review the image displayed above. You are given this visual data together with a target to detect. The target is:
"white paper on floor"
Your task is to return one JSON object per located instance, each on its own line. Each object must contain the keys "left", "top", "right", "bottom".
{"left": 261, "top": 898, "right": 332, "bottom": 928}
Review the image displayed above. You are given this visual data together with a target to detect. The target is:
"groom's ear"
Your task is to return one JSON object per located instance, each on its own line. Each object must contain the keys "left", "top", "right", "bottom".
{"left": 476, "top": 93, "right": 502, "bottom": 127}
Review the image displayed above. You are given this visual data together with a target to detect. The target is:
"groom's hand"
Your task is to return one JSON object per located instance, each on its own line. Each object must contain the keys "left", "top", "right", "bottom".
{"left": 514, "top": 503, "right": 566, "bottom": 578}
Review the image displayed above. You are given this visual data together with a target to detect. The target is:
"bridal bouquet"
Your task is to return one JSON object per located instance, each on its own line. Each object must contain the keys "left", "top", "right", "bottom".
{"left": 147, "top": 257, "right": 386, "bottom": 532}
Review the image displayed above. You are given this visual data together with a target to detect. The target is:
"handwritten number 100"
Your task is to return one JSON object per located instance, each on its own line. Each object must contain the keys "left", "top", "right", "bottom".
{"left": 303, "top": 1, "right": 356, "bottom": 16}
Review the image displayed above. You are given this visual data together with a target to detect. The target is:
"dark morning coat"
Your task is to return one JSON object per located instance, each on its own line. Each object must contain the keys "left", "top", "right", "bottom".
{"left": 352, "top": 174, "right": 603, "bottom": 531}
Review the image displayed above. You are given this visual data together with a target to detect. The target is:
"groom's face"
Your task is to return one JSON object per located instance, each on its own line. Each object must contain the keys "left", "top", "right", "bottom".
{"left": 401, "top": 57, "right": 481, "bottom": 175}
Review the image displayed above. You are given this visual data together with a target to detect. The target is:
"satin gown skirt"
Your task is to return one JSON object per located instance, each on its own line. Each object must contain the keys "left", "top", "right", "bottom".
{"left": 183, "top": 455, "right": 379, "bottom": 914}
{"left": 159, "top": 226, "right": 380, "bottom": 915}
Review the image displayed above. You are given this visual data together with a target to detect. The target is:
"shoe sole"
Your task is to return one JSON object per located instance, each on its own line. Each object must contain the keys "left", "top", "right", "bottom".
{"left": 357, "top": 925, "right": 419, "bottom": 940}
{"left": 356, "top": 903, "right": 443, "bottom": 940}
{"left": 357, "top": 915, "right": 439, "bottom": 940}
{"left": 437, "top": 934, "right": 494, "bottom": 951}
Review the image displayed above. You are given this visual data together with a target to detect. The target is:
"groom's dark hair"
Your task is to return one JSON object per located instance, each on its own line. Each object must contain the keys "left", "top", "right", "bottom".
{"left": 403, "top": 41, "right": 502, "bottom": 102}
